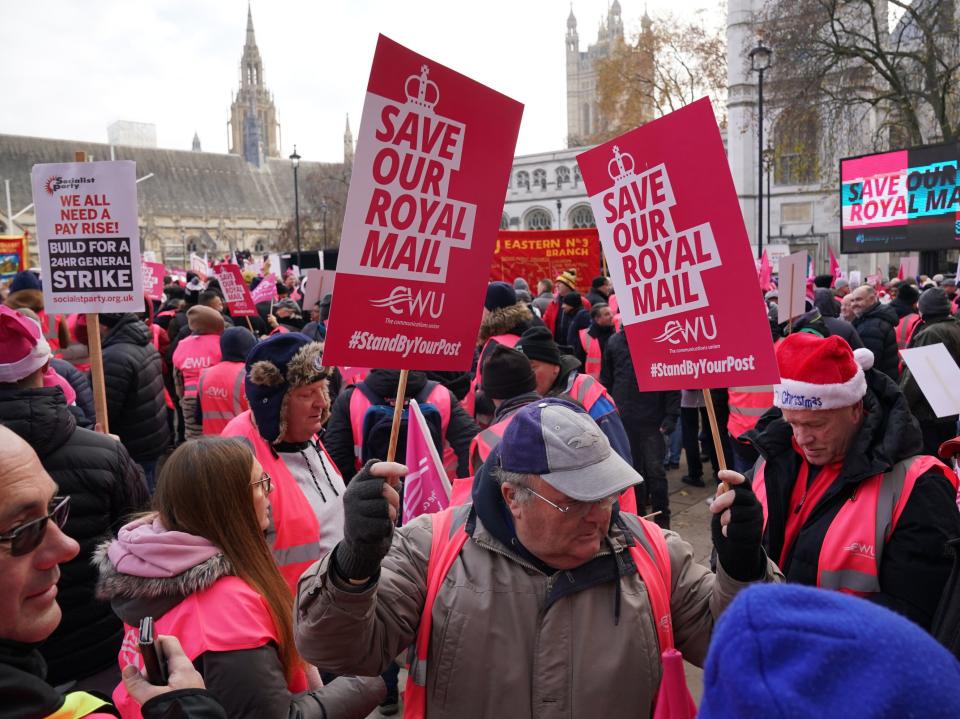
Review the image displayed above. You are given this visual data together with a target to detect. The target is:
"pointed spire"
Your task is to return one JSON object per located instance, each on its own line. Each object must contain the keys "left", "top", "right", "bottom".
{"left": 245, "top": 2, "right": 256, "bottom": 47}
{"left": 567, "top": 2, "right": 577, "bottom": 30}
{"left": 344, "top": 113, "right": 354, "bottom": 165}
{"left": 192, "top": 131, "right": 201, "bottom": 152}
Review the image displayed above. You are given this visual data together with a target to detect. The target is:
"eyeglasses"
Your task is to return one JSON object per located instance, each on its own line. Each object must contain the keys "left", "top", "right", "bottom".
{"left": 251, "top": 472, "right": 273, "bottom": 494}
{"left": 522, "top": 487, "right": 617, "bottom": 518}
{"left": 0, "top": 496, "right": 71, "bottom": 557}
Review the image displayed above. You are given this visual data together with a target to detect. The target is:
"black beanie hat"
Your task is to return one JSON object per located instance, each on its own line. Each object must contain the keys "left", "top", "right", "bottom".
{"left": 919, "top": 288, "right": 952, "bottom": 318}
{"left": 516, "top": 326, "right": 561, "bottom": 366}
{"left": 482, "top": 344, "right": 536, "bottom": 400}
{"left": 220, "top": 326, "right": 258, "bottom": 362}
{"left": 562, "top": 291, "right": 583, "bottom": 309}
{"left": 897, "top": 283, "right": 920, "bottom": 306}
{"left": 485, "top": 281, "right": 517, "bottom": 311}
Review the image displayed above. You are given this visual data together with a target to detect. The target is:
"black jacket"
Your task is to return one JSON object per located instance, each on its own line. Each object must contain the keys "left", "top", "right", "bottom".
{"left": 102, "top": 314, "right": 171, "bottom": 460}
{"left": 0, "top": 387, "right": 148, "bottom": 684}
{"left": 853, "top": 302, "right": 899, "bottom": 380}
{"left": 901, "top": 315, "right": 960, "bottom": 423}
{"left": 50, "top": 357, "right": 96, "bottom": 426}
{"left": 890, "top": 297, "right": 916, "bottom": 320}
{"left": 599, "top": 330, "right": 680, "bottom": 431}
{"left": 0, "top": 639, "right": 227, "bottom": 719}
{"left": 744, "top": 370, "right": 960, "bottom": 629}
{"left": 324, "top": 370, "right": 480, "bottom": 481}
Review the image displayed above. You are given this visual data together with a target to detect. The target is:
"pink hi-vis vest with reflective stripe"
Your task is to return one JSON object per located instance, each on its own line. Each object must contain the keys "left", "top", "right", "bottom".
{"left": 401, "top": 507, "right": 674, "bottom": 717}
{"left": 579, "top": 328, "right": 602, "bottom": 379}
{"left": 221, "top": 411, "right": 328, "bottom": 591}
{"left": 348, "top": 382, "right": 455, "bottom": 476}
{"left": 339, "top": 367, "right": 370, "bottom": 386}
{"left": 564, "top": 372, "right": 613, "bottom": 412}
{"left": 172, "top": 334, "right": 222, "bottom": 398}
{"left": 726, "top": 386, "right": 774, "bottom": 439}
{"left": 198, "top": 361, "right": 248, "bottom": 435}
{"left": 113, "top": 576, "right": 307, "bottom": 718}
{"left": 753, "top": 454, "right": 957, "bottom": 596}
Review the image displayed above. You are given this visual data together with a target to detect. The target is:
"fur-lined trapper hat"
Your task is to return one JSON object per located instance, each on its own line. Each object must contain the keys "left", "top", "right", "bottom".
{"left": 245, "top": 332, "right": 328, "bottom": 444}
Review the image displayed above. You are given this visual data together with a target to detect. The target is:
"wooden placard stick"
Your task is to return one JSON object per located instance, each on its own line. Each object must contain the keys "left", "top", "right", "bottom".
{"left": 385, "top": 368, "right": 409, "bottom": 488}
{"left": 75, "top": 150, "right": 110, "bottom": 434}
{"left": 702, "top": 388, "right": 728, "bottom": 493}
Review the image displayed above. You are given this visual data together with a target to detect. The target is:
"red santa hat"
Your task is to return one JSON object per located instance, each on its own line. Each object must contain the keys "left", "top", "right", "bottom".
{"left": 773, "top": 333, "right": 874, "bottom": 410}
{"left": 0, "top": 305, "right": 52, "bottom": 383}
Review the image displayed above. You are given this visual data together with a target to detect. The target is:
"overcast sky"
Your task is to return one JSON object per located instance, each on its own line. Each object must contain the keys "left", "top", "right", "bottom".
{"left": 2, "top": 0, "right": 721, "bottom": 163}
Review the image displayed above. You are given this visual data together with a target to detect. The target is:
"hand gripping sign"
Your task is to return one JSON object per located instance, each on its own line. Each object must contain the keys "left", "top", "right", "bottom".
{"left": 576, "top": 98, "right": 778, "bottom": 391}
{"left": 323, "top": 35, "right": 523, "bottom": 371}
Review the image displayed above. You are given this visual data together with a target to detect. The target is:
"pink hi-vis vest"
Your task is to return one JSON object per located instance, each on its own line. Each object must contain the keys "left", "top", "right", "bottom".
{"left": 726, "top": 385, "right": 774, "bottom": 439}
{"left": 563, "top": 372, "right": 614, "bottom": 412}
{"left": 348, "top": 382, "right": 456, "bottom": 477}
{"left": 401, "top": 506, "right": 676, "bottom": 717}
{"left": 753, "top": 455, "right": 957, "bottom": 596}
{"left": 113, "top": 576, "right": 307, "bottom": 718}
{"left": 172, "top": 334, "right": 222, "bottom": 399}
{"left": 221, "top": 411, "right": 331, "bottom": 591}
{"left": 339, "top": 367, "right": 370, "bottom": 386}
{"left": 579, "top": 328, "right": 602, "bottom": 379}
{"left": 463, "top": 334, "right": 521, "bottom": 420}
{"left": 198, "top": 361, "right": 248, "bottom": 435}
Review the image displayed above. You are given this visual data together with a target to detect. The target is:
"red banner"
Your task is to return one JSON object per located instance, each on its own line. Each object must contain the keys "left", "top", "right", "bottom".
{"left": 489, "top": 230, "right": 601, "bottom": 293}
{"left": 142, "top": 261, "right": 165, "bottom": 300}
{"left": 0, "top": 236, "right": 28, "bottom": 284}
{"left": 324, "top": 35, "right": 523, "bottom": 370}
{"left": 214, "top": 263, "right": 258, "bottom": 317}
{"left": 576, "top": 98, "right": 778, "bottom": 391}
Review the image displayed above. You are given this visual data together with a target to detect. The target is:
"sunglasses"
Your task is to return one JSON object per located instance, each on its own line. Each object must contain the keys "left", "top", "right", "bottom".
{"left": 0, "top": 496, "right": 71, "bottom": 557}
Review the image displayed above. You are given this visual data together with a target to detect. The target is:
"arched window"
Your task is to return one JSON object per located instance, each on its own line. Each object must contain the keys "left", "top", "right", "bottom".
{"left": 186, "top": 239, "right": 198, "bottom": 254}
{"left": 524, "top": 208, "right": 552, "bottom": 230}
{"left": 773, "top": 107, "right": 820, "bottom": 186}
{"left": 532, "top": 168, "right": 547, "bottom": 190}
{"left": 254, "top": 239, "right": 265, "bottom": 253}
{"left": 516, "top": 171, "right": 530, "bottom": 191}
{"left": 500, "top": 213, "right": 510, "bottom": 230}
{"left": 556, "top": 166, "right": 571, "bottom": 186}
{"left": 573, "top": 166, "right": 581, "bottom": 187}
{"left": 570, "top": 204, "right": 596, "bottom": 229}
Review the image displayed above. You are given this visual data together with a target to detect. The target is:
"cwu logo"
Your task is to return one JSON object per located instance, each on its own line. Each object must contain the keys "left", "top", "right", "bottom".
{"left": 370, "top": 285, "right": 445, "bottom": 318}
{"left": 652, "top": 314, "right": 718, "bottom": 345}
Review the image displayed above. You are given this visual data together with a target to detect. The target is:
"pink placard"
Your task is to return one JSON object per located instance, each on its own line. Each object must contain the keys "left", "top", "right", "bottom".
{"left": 323, "top": 35, "right": 523, "bottom": 370}
{"left": 576, "top": 98, "right": 779, "bottom": 390}
{"left": 142, "top": 261, "right": 165, "bottom": 301}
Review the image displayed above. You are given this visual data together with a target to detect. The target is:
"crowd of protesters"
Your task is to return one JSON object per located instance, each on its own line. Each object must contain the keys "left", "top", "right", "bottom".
{"left": 2, "top": 259, "right": 960, "bottom": 718}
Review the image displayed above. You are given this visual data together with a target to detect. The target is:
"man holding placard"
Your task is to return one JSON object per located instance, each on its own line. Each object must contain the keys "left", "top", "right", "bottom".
{"left": 744, "top": 333, "right": 960, "bottom": 630}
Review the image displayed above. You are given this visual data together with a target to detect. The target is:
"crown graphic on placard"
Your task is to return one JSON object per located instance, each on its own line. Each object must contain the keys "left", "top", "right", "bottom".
{"left": 405, "top": 64, "right": 440, "bottom": 110}
{"left": 607, "top": 145, "right": 636, "bottom": 182}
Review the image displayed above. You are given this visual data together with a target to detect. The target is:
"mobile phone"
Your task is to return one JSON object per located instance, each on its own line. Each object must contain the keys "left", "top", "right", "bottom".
{"left": 138, "top": 616, "right": 168, "bottom": 686}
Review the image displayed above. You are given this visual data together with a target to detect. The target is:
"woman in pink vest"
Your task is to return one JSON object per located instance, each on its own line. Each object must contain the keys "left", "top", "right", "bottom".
{"left": 221, "top": 333, "right": 347, "bottom": 591}
{"left": 96, "top": 436, "right": 384, "bottom": 719}
{"left": 172, "top": 307, "right": 224, "bottom": 440}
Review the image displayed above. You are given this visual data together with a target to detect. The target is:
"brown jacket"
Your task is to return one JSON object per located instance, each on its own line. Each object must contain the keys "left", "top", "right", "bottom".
{"left": 295, "top": 505, "right": 781, "bottom": 718}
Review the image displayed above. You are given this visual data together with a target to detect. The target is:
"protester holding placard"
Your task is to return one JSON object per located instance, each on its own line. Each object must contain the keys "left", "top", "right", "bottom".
{"left": 900, "top": 288, "right": 960, "bottom": 455}
{"left": 743, "top": 333, "right": 960, "bottom": 630}
{"left": 295, "top": 398, "right": 781, "bottom": 718}
{"left": 221, "top": 334, "right": 347, "bottom": 591}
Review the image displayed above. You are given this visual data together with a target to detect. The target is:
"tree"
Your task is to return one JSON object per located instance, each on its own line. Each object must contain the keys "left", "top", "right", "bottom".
{"left": 278, "top": 163, "right": 351, "bottom": 252}
{"left": 593, "top": 9, "right": 728, "bottom": 143}
{"left": 759, "top": 0, "right": 960, "bottom": 151}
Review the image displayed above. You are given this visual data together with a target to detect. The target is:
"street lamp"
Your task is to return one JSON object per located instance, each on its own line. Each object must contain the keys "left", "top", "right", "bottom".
{"left": 289, "top": 145, "right": 302, "bottom": 268}
{"left": 556, "top": 198, "right": 562, "bottom": 230}
{"left": 319, "top": 198, "right": 328, "bottom": 250}
{"left": 749, "top": 41, "right": 772, "bottom": 260}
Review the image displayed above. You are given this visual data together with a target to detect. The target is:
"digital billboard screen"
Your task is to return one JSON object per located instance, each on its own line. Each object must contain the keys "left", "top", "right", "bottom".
{"left": 840, "top": 142, "right": 960, "bottom": 253}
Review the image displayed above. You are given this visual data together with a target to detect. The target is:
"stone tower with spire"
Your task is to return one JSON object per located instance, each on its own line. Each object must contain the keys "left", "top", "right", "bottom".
{"left": 343, "top": 114, "right": 354, "bottom": 165}
{"left": 565, "top": 1, "right": 626, "bottom": 147}
{"left": 229, "top": 4, "right": 280, "bottom": 163}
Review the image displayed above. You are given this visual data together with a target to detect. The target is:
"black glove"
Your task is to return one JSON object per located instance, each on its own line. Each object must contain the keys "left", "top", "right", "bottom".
{"left": 660, "top": 416, "right": 677, "bottom": 436}
{"left": 333, "top": 460, "right": 395, "bottom": 581}
{"left": 711, "top": 480, "right": 765, "bottom": 582}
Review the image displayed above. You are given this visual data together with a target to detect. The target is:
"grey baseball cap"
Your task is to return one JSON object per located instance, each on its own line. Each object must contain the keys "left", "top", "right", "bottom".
{"left": 499, "top": 398, "right": 643, "bottom": 501}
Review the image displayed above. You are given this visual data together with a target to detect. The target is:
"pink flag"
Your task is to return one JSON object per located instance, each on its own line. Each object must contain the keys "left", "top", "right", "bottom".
{"left": 829, "top": 248, "right": 843, "bottom": 287}
{"left": 251, "top": 273, "right": 278, "bottom": 303}
{"left": 757, "top": 249, "right": 772, "bottom": 291}
{"left": 402, "top": 399, "right": 451, "bottom": 524}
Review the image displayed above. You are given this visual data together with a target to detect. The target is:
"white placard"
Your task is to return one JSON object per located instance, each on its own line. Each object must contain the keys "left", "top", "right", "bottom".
{"left": 777, "top": 251, "right": 808, "bottom": 323}
{"left": 848, "top": 270, "right": 861, "bottom": 287}
{"left": 900, "top": 343, "right": 960, "bottom": 418}
{"left": 302, "top": 269, "right": 336, "bottom": 310}
{"left": 31, "top": 160, "right": 144, "bottom": 314}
